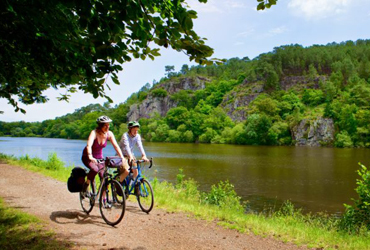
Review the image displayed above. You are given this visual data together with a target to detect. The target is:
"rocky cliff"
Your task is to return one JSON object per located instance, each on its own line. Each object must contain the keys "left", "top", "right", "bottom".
{"left": 292, "top": 118, "right": 335, "bottom": 146}
{"left": 127, "top": 76, "right": 209, "bottom": 121}
{"left": 220, "top": 81, "right": 264, "bottom": 122}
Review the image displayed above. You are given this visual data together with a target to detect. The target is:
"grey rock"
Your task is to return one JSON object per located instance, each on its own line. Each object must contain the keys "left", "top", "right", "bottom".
{"left": 292, "top": 118, "right": 335, "bottom": 146}
{"left": 127, "top": 76, "right": 209, "bottom": 121}
{"left": 280, "top": 76, "right": 328, "bottom": 91}
{"left": 220, "top": 82, "right": 264, "bottom": 122}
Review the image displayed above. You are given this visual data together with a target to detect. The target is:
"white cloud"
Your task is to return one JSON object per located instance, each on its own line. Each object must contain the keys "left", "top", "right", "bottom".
{"left": 226, "top": 0, "right": 247, "bottom": 9}
{"left": 269, "top": 26, "right": 288, "bottom": 35}
{"left": 288, "top": 0, "right": 352, "bottom": 20}
{"left": 237, "top": 28, "right": 255, "bottom": 37}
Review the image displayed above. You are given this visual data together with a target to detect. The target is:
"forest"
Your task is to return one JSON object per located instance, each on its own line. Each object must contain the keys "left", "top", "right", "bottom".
{"left": 1, "top": 39, "right": 370, "bottom": 148}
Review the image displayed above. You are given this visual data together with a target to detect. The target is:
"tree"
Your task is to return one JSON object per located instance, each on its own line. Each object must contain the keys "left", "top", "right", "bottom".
{"left": 0, "top": 0, "right": 213, "bottom": 112}
{"left": 165, "top": 65, "right": 176, "bottom": 78}
{"left": 1, "top": 0, "right": 277, "bottom": 113}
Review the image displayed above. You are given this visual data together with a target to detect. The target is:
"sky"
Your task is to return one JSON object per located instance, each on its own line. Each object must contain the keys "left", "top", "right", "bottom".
{"left": 1, "top": 0, "right": 370, "bottom": 122}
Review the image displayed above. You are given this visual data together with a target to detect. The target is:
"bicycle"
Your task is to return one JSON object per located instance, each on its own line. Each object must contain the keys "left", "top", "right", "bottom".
{"left": 79, "top": 157, "right": 126, "bottom": 226}
{"left": 114, "top": 158, "right": 154, "bottom": 213}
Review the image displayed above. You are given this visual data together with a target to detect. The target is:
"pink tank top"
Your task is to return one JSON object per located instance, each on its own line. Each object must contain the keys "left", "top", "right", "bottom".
{"left": 83, "top": 132, "right": 110, "bottom": 159}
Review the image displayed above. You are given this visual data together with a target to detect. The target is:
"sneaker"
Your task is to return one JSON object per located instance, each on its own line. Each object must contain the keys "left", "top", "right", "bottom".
{"left": 103, "top": 199, "right": 112, "bottom": 209}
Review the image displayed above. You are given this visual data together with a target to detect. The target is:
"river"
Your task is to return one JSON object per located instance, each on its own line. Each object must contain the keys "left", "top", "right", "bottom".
{"left": 0, "top": 136, "right": 369, "bottom": 214}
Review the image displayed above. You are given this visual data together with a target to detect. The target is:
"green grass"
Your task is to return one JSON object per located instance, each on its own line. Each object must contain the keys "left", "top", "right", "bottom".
{"left": 0, "top": 197, "right": 71, "bottom": 250}
{"left": 2, "top": 153, "right": 370, "bottom": 249}
{"left": 151, "top": 179, "right": 370, "bottom": 250}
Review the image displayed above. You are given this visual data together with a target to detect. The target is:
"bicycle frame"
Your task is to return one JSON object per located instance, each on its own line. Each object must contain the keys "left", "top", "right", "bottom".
{"left": 115, "top": 159, "right": 152, "bottom": 196}
{"left": 87, "top": 159, "right": 118, "bottom": 202}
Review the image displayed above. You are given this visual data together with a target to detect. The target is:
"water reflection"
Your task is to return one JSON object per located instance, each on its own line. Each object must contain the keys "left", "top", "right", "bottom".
{"left": 0, "top": 137, "right": 369, "bottom": 214}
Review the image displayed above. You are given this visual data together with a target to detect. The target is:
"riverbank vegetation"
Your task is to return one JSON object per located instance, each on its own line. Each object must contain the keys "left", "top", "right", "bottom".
{"left": 1, "top": 40, "right": 370, "bottom": 148}
{"left": 1, "top": 153, "right": 370, "bottom": 249}
{"left": 0, "top": 197, "right": 70, "bottom": 250}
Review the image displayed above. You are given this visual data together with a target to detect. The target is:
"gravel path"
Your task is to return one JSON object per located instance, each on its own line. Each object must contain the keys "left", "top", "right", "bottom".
{"left": 0, "top": 163, "right": 309, "bottom": 250}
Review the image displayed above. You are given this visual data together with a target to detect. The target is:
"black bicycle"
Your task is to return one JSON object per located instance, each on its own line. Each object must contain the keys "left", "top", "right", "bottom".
{"left": 114, "top": 158, "right": 154, "bottom": 213}
{"left": 79, "top": 157, "right": 126, "bottom": 226}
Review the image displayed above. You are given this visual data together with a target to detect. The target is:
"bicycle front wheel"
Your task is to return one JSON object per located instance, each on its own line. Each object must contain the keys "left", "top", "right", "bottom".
{"left": 99, "top": 179, "right": 126, "bottom": 226}
{"left": 80, "top": 181, "right": 95, "bottom": 214}
{"left": 136, "top": 179, "right": 154, "bottom": 213}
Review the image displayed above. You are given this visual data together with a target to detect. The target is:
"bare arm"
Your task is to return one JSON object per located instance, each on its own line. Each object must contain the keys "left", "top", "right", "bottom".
{"left": 86, "top": 130, "right": 97, "bottom": 163}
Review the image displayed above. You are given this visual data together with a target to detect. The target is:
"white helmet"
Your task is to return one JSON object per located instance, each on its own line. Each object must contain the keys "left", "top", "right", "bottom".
{"left": 96, "top": 115, "right": 112, "bottom": 124}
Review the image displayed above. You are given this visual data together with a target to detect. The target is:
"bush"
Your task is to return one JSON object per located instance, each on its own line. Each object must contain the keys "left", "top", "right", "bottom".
{"left": 335, "top": 131, "right": 353, "bottom": 148}
{"left": 302, "top": 89, "right": 325, "bottom": 106}
{"left": 182, "top": 130, "right": 194, "bottom": 143}
{"left": 175, "top": 169, "right": 200, "bottom": 202}
{"left": 203, "top": 180, "right": 244, "bottom": 212}
{"left": 340, "top": 164, "right": 370, "bottom": 233}
{"left": 199, "top": 128, "right": 217, "bottom": 143}
{"left": 151, "top": 88, "right": 168, "bottom": 98}
{"left": 167, "top": 130, "right": 181, "bottom": 142}
{"left": 46, "top": 152, "right": 65, "bottom": 170}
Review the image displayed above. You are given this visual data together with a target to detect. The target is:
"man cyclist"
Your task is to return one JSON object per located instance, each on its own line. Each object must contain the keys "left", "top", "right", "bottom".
{"left": 119, "top": 121, "right": 149, "bottom": 185}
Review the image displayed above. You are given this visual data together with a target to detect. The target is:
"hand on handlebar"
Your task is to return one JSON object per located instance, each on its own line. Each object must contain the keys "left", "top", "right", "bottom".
{"left": 142, "top": 156, "right": 149, "bottom": 162}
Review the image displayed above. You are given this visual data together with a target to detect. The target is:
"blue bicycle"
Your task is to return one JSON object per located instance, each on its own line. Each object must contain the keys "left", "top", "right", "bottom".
{"left": 115, "top": 158, "right": 154, "bottom": 213}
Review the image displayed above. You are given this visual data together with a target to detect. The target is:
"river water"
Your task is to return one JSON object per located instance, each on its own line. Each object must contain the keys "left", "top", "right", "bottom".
{"left": 1, "top": 136, "right": 369, "bottom": 214}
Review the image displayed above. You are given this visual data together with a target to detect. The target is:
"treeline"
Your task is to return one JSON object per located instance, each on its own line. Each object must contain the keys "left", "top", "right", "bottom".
{"left": 1, "top": 40, "right": 370, "bottom": 147}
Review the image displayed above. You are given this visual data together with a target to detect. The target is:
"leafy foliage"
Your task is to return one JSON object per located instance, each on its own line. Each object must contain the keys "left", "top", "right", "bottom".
{"left": 3, "top": 39, "right": 370, "bottom": 148}
{"left": 340, "top": 164, "right": 370, "bottom": 233}
{"left": 0, "top": 0, "right": 220, "bottom": 112}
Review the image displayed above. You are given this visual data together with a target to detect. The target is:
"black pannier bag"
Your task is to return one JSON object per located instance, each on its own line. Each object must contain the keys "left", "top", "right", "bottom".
{"left": 67, "top": 167, "right": 87, "bottom": 193}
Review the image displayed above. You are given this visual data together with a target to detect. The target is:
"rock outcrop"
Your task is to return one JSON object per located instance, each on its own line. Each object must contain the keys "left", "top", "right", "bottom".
{"left": 127, "top": 76, "right": 209, "bottom": 121}
{"left": 292, "top": 118, "right": 335, "bottom": 146}
{"left": 279, "top": 76, "right": 328, "bottom": 91}
{"left": 220, "top": 81, "right": 264, "bottom": 121}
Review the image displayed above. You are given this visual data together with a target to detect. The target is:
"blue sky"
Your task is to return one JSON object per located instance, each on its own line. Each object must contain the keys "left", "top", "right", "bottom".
{"left": 1, "top": 0, "right": 370, "bottom": 122}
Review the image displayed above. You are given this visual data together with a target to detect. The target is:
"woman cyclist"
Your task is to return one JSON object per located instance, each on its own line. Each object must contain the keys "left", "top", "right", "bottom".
{"left": 81, "top": 116, "right": 129, "bottom": 197}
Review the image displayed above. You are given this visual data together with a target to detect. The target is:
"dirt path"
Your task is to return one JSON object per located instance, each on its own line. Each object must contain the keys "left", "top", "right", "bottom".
{"left": 0, "top": 163, "right": 308, "bottom": 250}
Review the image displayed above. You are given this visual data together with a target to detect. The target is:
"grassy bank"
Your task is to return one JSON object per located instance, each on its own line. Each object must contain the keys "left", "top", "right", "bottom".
{"left": 0, "top": 197, "right": 71, "bottom": 250}
{"left": 1, "top": 153, "right": 370, "bottom": 249}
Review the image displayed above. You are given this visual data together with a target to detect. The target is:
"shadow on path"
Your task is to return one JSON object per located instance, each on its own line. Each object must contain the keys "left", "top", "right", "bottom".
{"left": 50, "top": 209, "right": 111, "bottom": 228}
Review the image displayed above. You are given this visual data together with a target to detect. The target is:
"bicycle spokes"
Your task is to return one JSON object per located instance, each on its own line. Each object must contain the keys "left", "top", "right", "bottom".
{"left": 99, "top": 179, "right": 126, "bottom": 226}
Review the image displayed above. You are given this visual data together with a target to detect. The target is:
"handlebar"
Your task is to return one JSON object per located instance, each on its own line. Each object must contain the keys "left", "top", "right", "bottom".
{"left": 131, "top": 157, "right": 153, "bottom": 168}
{"left": 101, "top": 156, "right": 153, "bottom": 169}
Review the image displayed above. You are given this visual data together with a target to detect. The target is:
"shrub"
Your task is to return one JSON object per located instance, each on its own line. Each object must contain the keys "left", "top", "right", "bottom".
{"left": 167, "top": 130, "right": 181, "bottom": 142}
{"left": 335, "top": 131, "right": 353, "bottom": 148}
{"left": 203, "top": 180, "right": 244, "bottom": 212}
{"left": 340, "top": 164, "right": 370, "bottom": 233}
{"left": 302, "top": 89, "right": 325, "bottom": 106}
{"left": 199, "top": 128, "right": 217, "bottom": 143}
{"left": 182, "top": 130, "right": 194, "bottom": 143}
{"left": 46, "top": 153, "right": 64, "bottom": 170}
{"left": 151, "top": 88, "right": 168, "bottom": 98}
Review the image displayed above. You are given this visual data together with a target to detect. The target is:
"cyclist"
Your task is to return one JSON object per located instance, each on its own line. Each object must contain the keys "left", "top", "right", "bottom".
{"left": 81, "top": 116, "right": 129, "bottom": 199}
{"left": 119, "top": 121, "right": 149, "bottom": 184}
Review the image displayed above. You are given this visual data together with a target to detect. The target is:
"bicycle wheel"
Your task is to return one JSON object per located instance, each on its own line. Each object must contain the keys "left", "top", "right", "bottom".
{"left": 80, "top": 181, "right": 95, "bottom": 214}
{"left": 99, "top": 179, "right": 126, "bottom": 226}
{"left": 136, "top": 179, "right": 154, "bottom": 213}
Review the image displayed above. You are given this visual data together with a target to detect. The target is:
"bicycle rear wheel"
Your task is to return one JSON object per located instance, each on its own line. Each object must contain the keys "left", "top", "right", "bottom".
{"left": 80, "top": 181, "right": 95, "bottom": 214}
{"left": 136, "top": 179, "right": 154, "bottom": 213}
{"left": 99, "top": 179, "right": 126, "bottom": 226}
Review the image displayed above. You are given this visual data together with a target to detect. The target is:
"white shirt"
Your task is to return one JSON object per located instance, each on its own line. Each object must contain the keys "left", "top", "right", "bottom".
{"left": 119, "top": 132, "right": 145, "bottom": 157}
